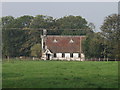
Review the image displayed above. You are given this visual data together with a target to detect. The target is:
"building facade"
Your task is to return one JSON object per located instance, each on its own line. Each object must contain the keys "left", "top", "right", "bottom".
{"left": 41, "top": 32, "right": 86, "bottom": 61}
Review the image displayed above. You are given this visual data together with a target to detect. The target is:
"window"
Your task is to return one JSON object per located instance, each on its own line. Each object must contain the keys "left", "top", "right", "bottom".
{"left": 70, "top": 53, "right": 73, "bottom": 57}
{"left": 54, "top": 53, "right": 56, "bottom": 57}
{"left": 62, "top": 53, "right": 65, "bottom": 57}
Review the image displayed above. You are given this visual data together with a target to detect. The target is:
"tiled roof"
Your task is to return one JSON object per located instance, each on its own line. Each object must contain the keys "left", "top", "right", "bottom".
{"left": 45, "top": 35, "right": 86, "bottom": 53}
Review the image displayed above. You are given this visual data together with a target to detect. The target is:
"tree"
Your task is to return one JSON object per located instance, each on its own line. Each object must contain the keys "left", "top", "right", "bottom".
{"left": 12, "top": 15, "right": 33, "bottom": 28}
{"left": 31, "top": 44, "right": 42, "bottom": 58}
{"left": 88, "top": 22, "right": 96, "bottom": 32}
{"left": 56, "top": 15, "right": 93, "bottom": 35}
{"left": 2, "top": 16, "right": 15, "bottom": 59}
{"left": 100, "top": 14, "right": 120, "bottom": 59}
{"left": 2, "top": 16, "right": 14, "bottom": 26}
{"left": 82, "top": 32, "right": 105, "bottom": 58}
{"left": 2, "top": 15, "right": 34, "bottom": 58}
{"left": 30, "top": 15, "right": 54, "bottom": 29}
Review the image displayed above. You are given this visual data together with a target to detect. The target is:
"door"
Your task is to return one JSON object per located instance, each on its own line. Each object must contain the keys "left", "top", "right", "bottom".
{"left": 46, "top": 54, "right": 50, "bottom": 60}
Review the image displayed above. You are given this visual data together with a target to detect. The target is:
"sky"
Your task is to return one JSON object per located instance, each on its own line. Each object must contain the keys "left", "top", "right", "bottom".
{"left": 2, "top": 2, "right": 118, "bottom": 32}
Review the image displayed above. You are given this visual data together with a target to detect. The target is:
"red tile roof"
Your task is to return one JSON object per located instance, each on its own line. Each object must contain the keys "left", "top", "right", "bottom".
{"left": 45, "top": 35, "right": 86, "bottom": 53}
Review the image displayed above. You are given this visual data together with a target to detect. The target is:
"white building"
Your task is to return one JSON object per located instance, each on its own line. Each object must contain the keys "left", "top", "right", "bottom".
{"left": 41, "top": 31, "right": 86, "bottom": 61}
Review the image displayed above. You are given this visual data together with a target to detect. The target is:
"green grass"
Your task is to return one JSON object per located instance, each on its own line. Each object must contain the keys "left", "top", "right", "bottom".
{"left": 2, "top": 60, "right": 118, "bottom": 88}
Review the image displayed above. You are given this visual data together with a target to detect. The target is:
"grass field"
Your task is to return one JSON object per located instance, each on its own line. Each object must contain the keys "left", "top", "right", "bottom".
{"left": 2, "top": 60, "right": 118, "bottom": 88}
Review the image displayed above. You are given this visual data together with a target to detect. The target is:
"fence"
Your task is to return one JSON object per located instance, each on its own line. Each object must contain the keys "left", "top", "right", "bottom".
{"left": 2, "top": 57, "right": 120, "bottom": 61}
{"left": 85, "top": 58, "right": 120, "bottom": 61}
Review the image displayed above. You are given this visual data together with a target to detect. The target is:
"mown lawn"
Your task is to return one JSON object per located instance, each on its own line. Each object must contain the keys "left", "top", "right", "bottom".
{"left": 2, "top": 60, "right": 118, "bottom": 88}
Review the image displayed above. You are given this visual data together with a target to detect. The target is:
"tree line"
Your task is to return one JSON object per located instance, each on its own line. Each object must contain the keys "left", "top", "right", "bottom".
{"left": 1, "top": 14, "right": 120, "bottom": 59}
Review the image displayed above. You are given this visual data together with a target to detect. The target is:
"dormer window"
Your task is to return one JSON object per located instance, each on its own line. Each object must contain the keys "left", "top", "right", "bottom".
{"left": 53, "top": 39, "right": 58, "bottom": 43}
{"left": 69, "top": 39, "right": 74, "bottom": 43}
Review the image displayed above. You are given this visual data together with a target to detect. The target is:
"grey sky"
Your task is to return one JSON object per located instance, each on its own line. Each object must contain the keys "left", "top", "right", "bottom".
{"left": 2, "top": 2, "right": 118, "bottom": 31}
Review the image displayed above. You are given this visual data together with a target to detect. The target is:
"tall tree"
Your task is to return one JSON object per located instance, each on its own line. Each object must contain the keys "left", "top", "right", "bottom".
{"left": 30, "top": 15, "right": 54, "bottom": 29}
{"left": 100, "top": 14, "right": 120, "bottom": 59}
{"left": 2, "top": 16, "right": 14, "bottom": 26}
{"left": 2, "top": 15, "right": 34, "bottom": 58}
{"left": 56, "top": 15, "right": 93, "bottom": 35}
{"left": 82, "top": 32, "right": 105, "bottom": 58}
{"left": 20, "top": 15, "right": 53, "bottom": 56}
{"left": 2, "top": 16, "right": 15, "bottom": 58}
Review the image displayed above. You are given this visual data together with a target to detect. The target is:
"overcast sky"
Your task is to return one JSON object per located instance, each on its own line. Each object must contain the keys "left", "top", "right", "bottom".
{"left": 2, "top": 2, "right": 118, "bottom": 31}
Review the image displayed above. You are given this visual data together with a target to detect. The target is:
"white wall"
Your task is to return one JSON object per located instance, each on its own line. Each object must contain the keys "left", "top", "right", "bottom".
{"left": 51, "top": 53, "right": 82, "bottom": 61}
{"left": 81, "top": 53, "right": 85, "bottom": 61}
{"left": 73, "top": 53, "right": 79, "bottom": 58}
{"left": 56, "top": 53, "right": 62, "bottom": 58}
{"left": 65, "top": 53, "right": 70, "bottom": 58}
